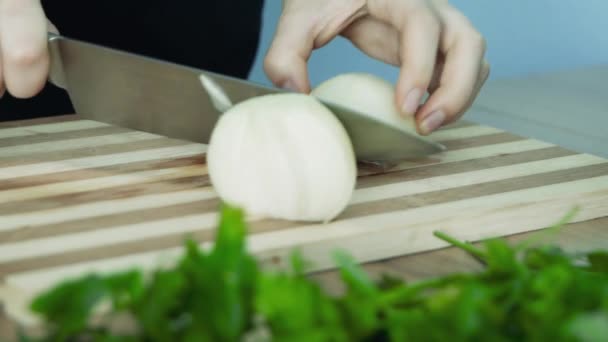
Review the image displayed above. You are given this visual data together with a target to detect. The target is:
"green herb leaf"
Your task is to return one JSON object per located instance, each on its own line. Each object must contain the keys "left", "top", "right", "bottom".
{"left": 588, "top": 251, "right": 608, "bottom": 273}
{"left": 22, "top": 204, "right": 608, "bottom": 342}
{"left": 29, "top": 274, "right": 108, "bottom": 339}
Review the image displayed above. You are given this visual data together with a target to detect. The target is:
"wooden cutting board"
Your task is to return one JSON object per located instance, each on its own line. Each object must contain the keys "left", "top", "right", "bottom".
{"left": 1, "top": 114, "right": 608, "bottom": 325}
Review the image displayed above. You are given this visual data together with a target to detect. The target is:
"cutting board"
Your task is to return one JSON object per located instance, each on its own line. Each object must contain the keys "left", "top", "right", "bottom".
{"left": 1, "top": 114, "right": 608, "bottom": 325}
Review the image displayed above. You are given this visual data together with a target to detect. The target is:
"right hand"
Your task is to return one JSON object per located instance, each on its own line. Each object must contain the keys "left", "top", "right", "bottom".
{"left": 0, "top": 0, "right": 56, "bottom": 99}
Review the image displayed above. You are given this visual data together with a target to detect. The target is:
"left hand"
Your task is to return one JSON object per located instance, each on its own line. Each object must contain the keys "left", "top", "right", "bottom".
{"left": 263, "top": 0, "right": 490, "bottom": 135}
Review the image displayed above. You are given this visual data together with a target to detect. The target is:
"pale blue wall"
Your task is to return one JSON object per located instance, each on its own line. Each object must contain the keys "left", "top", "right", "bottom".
{"left": 248, "top": 1, "right": 608, "bottom": 86}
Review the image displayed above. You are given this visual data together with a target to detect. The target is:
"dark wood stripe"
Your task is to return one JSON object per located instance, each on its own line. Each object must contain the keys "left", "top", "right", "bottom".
{"left": 0, "top": 147, "right": 574, "bottom": 242}
{"left": 251, "top": 162, "right": 608, "bottom": 233}
{"left": 0, "top": 131, "right": 519, "bottom": 190}
{"left": 0, "top": 199, "right": 219, "bottom": 244}
{"left": 356, "top": 146, "right": 576, "bottom": 188}
{"left": 357, "top": 134, "right": 540, "bottom": 176}
{"left": 342, "top": 163, "right": 608, "bottom": 219}
{"left": 441, "top": 132, "right": 523, "bottom": 151}
{"left": 3, "top": 162, "right": 607, "bottom": 275}
{"left": 0, "top": 126, "right": 133, "bottom": 147}
{"left": 0, "top": 225, "right": 219, "bottom": 277}
{"left": 0, "top": 175, "right": 210, "bottom": 216}
{"left": 0, "top": 155, "right": 205, "bottom": 191}
{"left": 0, "top": 115, "right": 79, "bottom": 128}
{"left": 0, "top": 137, "right": 191, "bottom": 167}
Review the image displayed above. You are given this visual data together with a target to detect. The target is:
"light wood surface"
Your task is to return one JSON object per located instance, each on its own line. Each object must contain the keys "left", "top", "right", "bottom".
{"left": 311, "top": 216, "right": 608, "bottom": 295}
{"left": 0, "top": 107, "right": 607, "bottom": 330}
{"left": 3, "top": 62, "right": 608, "bottom": 330}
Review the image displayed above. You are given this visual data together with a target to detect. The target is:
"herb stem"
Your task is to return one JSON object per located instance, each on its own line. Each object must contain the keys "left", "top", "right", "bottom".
{"left": 433, "top": 231, "right": 486, "bottom": 261}
{"left": 379, "top": 274, "right": 462, "bottom": 306}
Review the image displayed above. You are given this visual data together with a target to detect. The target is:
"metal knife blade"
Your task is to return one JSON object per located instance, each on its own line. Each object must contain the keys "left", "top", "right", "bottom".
{"left": 48, "top": 33, "right": 445, "bottom": 162}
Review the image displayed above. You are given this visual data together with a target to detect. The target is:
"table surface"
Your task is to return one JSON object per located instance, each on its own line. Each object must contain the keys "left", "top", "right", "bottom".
{"left": 1, "top": 65, "right": 608, "bottom": 338}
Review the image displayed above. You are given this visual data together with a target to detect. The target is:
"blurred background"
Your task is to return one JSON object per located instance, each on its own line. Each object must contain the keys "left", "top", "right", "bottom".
{"left": 248, "top": 0, "right": 608, "bottom": 157}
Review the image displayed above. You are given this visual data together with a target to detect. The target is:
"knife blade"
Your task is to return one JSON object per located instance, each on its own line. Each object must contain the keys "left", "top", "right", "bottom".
{"left": 48, "top": 33, "right": 445, "bottom": 162}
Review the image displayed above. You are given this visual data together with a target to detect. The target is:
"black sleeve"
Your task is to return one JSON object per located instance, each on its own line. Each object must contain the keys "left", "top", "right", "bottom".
{"left": 0, "top": 0, "right": 265, "bottom": 121}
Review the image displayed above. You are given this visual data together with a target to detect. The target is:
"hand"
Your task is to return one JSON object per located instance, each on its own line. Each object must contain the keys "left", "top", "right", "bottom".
{"left": 264, "top": 0, "right": 490, "bottom": 135}
{"left": 0, "top": 0, "right": 55, "bottom": 99}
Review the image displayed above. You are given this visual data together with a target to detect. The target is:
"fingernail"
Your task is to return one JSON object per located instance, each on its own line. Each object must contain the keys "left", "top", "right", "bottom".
{"left": 401, "top": 88, "right": 423, "bottom": 116}
{"left": 420, "top": 110, "right": 445, "bottom": 134}
{"left": 280, "top": 79, "right": 298, "bottom": 92}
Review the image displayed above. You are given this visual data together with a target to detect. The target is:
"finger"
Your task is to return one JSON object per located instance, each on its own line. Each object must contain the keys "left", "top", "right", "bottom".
{"left": 341, "top": 17, "right": 401, "bottom": 66}
{"left": 368, "top": 2, "right": 442, "bottom": 118}
{"left": 427, "top": 54, "right": 445, "bottom": 94}
{"left": 455, "top": 58, "right": 490, "bottom": 118}
{"left": 416, "top": 10, "right": 487, "bottom": 135}
{"left": 0, "top": 0, "right": 50, "bottom": 98}
{"left": 263, "top": 10, "right": 315, "bottom": 93}
{"left": 47, "top": 19, "right": 59, "bottom": 34}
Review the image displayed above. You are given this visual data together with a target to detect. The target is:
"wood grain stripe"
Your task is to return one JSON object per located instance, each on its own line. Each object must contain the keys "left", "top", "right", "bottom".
{"left": 0, "top": 120, "right": 107, "bottom": 138}
{"left": 350, "top": 154, "right": 608, "bottom": 204}
{"left": 0, "top": 156, "right": 205, "bottom": 191}
{"left": 359, "top": 139, "right": 554, "bottom": 176}
{"left": 251, "top": 162, "right": 608, "bottom": 231}
{"left": 0, "top": 200, "right": 217, "bottom": 244}
{"left": 0, "top": 126, "right": 131, "bottom": 147}
{"left": 0, "top": 135, "right": 548, "bottom": 215}
{"left": 0, "top": 176, "right": 209, "bottom": 216}
{"left": 342, "top": 163, "right": 608, "bottom": 219}
{"left": 0, "top": 131, "right": 161, "bottom": 158}
{"left": 0, "top": 115, "right": 81, "bottom": 128}
{"left": 246, "top": 185, "right": 608, "bottom": 275}
{"left": 2, "top": 155, "right": 605, "bottom": 263}
{"left": 0, "top": 139, "right": 561, "bottom": 218}
{"left": 0, "top": 165, "right": 205, "bottom": 205}
{"left": 356, "top": 146, "right": 574, "bottom": 188}
{"left": 0, "top": 189, "right": 216, "bottom": 232}
{"left": 5, "top": 175, "right": 607, "bottom": 290}
{"left": 0, "top": 147, "right": 573, "bottom": 243}
{"left": 0, "top": 149, "right": 591, "bottom": 225}
{"left": 0, "top": 119, "right": 493, "bottom": 170}
{"left": 0, "top": 145, "right": 563, "bottom": 215}
{"left": 2, "top": 163, "right": 607, "bottom": 274}
{"left": 0, "top": 137, "right": 193, "bottom": 167}
{"left": 0, "top": 144, "right": 207, "bottom": 181}
{"left": 0, "top": 214, "right": 218, "bottom": 263}
{"left": 0, "top": 135, "right": 540, "bottom": 198}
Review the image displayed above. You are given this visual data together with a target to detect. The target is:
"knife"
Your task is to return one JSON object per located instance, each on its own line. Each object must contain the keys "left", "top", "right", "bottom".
{"left": 47, "top": 33, "right": 445, "bottom": 162}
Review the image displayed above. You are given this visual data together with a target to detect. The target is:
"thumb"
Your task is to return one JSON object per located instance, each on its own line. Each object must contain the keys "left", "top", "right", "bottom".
{"left": 47, "top": 19, "right": 59, "bottom": 34}
{"left": 263, "top": 12, "right": 315, "bottom": 93}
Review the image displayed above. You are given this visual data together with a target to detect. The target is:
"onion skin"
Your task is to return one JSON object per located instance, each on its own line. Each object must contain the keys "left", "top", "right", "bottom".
{"left": 206, "top": 93, "right": 357, "bottom": 223}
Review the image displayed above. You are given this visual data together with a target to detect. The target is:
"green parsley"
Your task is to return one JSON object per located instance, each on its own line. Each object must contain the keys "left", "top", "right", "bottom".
{"left": 16, "top": 205, "right": 608, "bottom": 342}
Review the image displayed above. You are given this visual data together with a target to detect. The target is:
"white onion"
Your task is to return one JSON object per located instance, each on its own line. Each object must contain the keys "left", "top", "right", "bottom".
{"left": 311, "top": 72, "right": 419, "bottom": 135}
{"left": 206, "top": 93, "right": 357, "bottom": 222}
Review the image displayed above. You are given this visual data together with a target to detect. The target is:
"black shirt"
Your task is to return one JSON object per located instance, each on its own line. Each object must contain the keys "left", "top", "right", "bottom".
{"left": 0, "top": 0, "right": 265, "bottom": 120}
